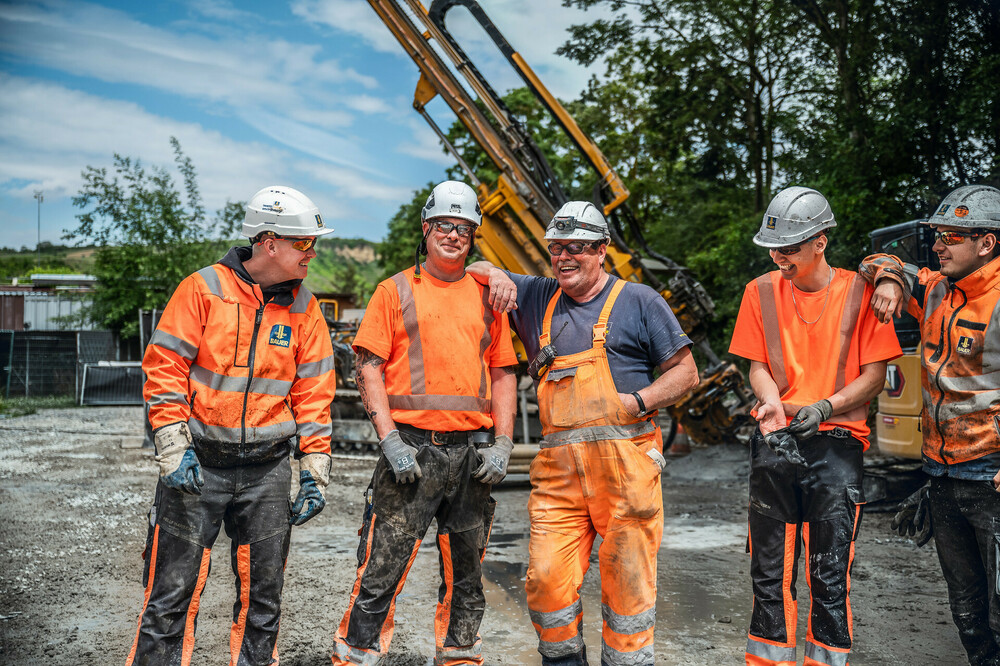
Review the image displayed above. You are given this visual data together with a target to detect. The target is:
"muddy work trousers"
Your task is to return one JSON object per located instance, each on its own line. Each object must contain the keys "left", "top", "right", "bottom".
{"left": 126, "top": 457, "right": 292, "bottom": 666}
{"left": 525, "top": 436, "right": 664, "bottom": 666}
{"left": 929, "top": 476, "right": 1000, "bottom": 666}
{"left": 745, "top": 430, "right": 865, "bottom": 666}
{"left": 333, "top": 429, "right": 494, "bottom": 666}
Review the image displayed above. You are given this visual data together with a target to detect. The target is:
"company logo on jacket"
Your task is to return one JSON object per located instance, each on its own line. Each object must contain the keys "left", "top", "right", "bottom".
{"left": 957, "top": 336, "right": 974, "bottom": 355}
{"left": 269, "top": 324, "right": 291, "bottom": 348}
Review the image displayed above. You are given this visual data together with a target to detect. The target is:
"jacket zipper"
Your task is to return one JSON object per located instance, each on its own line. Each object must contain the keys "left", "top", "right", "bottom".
{"left": 933, "top": 285, "right": 966, "bottom": 462}
{"left": 242, "top": 301, "right": 265, "bottom": 454}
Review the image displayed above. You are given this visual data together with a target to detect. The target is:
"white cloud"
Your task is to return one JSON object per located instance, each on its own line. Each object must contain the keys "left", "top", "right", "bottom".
{"left": 291, "top": 0, "right": 403, "bottom": 54}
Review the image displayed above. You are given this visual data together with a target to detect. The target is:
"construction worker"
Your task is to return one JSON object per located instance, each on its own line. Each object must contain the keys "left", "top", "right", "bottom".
{"left": 728, "top": 186, "right": 901, "bottom": 666}
{"left": 467, "top": 201, "right": 699, "bottom": 666}
{"left": 332, "top": 180, "right": 518, "bottom": 666}
{"left": 126, "top": 186, "right": 336, "bottom": 666}
{"left": 860, "top": 184, "right": 1000, "bottom": 665}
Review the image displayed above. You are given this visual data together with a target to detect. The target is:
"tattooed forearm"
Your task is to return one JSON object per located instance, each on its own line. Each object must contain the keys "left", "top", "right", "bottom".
{"left": 354, "top": 348, "right": 386, "bottom": 424}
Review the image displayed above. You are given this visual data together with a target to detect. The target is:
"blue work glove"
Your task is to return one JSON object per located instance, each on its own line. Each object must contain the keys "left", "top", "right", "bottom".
{"left": 788, "top": 399, "right": 833, "bottom": 441}
{"left": 291, "top": 453, "right": 330, "bottom": 526}
{"left": 890, "top": 484, "right": 932, "bottom": 547}
{"left": 473, "top": 435, "right": 514, "bottom": 485}
{"left": 154, "top": 422, "right": 204, "bottom": 495}
{"left": 763, "top": 429, "right": 808, "bottom": 468}
{"left": 380, "top": 430, "right": 421, "bottom": 484}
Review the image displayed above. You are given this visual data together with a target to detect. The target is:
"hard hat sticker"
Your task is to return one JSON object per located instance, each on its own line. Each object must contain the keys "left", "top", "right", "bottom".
{"left": 450, "top": 203, "right": 462, "bottom": 213}
{"left": 954, "top": 205, "right": 970, "bottom": 217}
{"left": 935, "top": 204, "right": 949, "bottom": 216}
{"left": 269, "top": 324, "right": 292, "bottom": 348}
{"left": 315, "top": 214, "right": 324, "bottom": 228}
{"left": 262, "top": 201, "right": 285, "bottom": 213}
{"left": 765, "top": 215, "right": 777, "bottom": 230}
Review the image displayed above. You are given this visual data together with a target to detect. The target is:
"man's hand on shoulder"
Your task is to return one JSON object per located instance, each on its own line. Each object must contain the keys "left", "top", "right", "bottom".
{"left": 870, "top": 280, "right": 903, "bottom": 324}
{"left": 467, "top": 261, "right": 517, "bottom": 312}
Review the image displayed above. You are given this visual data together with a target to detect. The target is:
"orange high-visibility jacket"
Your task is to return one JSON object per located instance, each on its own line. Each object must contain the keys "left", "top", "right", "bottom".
{"left": 143, "top": 257, "right": 335, "bottom": 466}
{"left": 861, "top": 253, "right": 1000, "bottom": 465}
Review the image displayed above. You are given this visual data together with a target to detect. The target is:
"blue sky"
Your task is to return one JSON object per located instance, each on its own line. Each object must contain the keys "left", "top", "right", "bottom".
{"left": 0, "top": 0, "right": 608, "bottom": 251}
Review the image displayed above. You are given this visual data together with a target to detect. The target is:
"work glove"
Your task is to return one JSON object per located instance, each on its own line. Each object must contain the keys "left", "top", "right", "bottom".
{"left": 891, "top": 484, "right": 932, "bottom": 547}
{"left": 473, "top": 435, "right": 514, "bottom": 485}
{"left": 763, "top": 429, "right": 808, "bottom": 468}
{"left": 788, "top": 399, "right": 833, "bottom": 441}
{"left": 380, "top": 430, "right": 421, "bottom": 484}
{"left": 291, "top": 453, "right": 331, "bottom": 526}
{"left": 154, "top": 422, "right": 204, "bottom": 495}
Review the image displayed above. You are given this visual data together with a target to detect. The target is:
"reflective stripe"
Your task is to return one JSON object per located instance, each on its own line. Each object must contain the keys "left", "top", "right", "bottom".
{"left": 392, "top": 273, "right": 426, "bottom": 393}
{"left": 938, "top": 369, "right": 1000, "bottom": 392}
{"left": 196, "top": 266, "right": 223, "bottom": 299}
{"left": 540, "top": 421, "right": 655, "bottom": 448}
{"left": 529, "top": 599, "right": 583, "bottom": 629}
{"left": 804, "top": 640, "right": 849, "bottom": 666}
{"left": 746, "top": 636, "right": 796, "bottom": 662}
{"left": 602, "top": 603, "right": 655, "bottom": 635}
{"left": 149, "top": 330, "right": 198, "bottom": 362}
{"left": 389, "top": 271, "right": 492, "bottom": 407}
{"left": 387, "top": 394, "right": 491, "bottom": 412}
{"left": 923, "top": 279, "right": 948, "bottom": 324}
{"left": 290, "top": 284, "right": 313, "bottom": 314}
{"left": 984, "top": 299, "right": 1000, "bottom": 370}
{"left": 147, "top": 391, "right": 188, "bottom": 408}
{"left": 834, "top": 275, "right": 866, "bottom": 391}
{"left": 331, "top": 641, "right": 381, "bottom": 666}
{"left": 937, "top": 388, "right": 1000, "bottom": 421}
{"left": 296, "top": 354, "right": 335, "bottom": 379}
{"left": 297, "top": 420, "right": 332, "bottom": 437}
{"left": 756, "top": 275, "right": 790, "bottom": 395}
{"left": 538, "top": 632, "right": 585, "bottom": 659}
{"left": 188, "top": 417, "right": 295, "bottom": 443}
{"left": 601, "top": 642, "right": 655, "bottom": 666}
{"left": 189, "top": 364, "right": 292, "bottom": 397}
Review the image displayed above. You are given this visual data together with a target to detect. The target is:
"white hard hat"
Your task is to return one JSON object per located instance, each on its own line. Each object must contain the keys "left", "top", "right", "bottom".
{"left": 544, "top": 201, "right": 609, "bottom": 242}
{"left": 754, "top": 186, "right": 836, "bottom": 247}
{"left": 925, "top": 185, "right": 1000, "bottom": 230}
{"left": 421, "top": 181, "right": 482, "bottom": 227}
{"left": 242, "top": 186, "right": 334, "bottom": 239}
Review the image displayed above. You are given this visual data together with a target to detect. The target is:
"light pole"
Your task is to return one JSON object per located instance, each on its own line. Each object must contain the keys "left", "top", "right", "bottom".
{"left": 33, "top": 190, "right": 43, "bottom": 267}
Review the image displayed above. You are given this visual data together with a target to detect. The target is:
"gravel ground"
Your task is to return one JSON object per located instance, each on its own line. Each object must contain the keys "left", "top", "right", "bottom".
{"left": 0, "top": 407, "right": 966, "bottom": 665}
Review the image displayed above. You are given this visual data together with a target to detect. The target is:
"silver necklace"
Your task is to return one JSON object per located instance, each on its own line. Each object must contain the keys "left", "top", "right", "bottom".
{"left": 790, "top": 267, "right": 834, "bottom": 325}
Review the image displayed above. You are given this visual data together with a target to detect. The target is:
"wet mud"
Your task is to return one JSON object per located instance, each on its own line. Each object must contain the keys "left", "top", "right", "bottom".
{"left": 0, "top": 407, "right": 966, "bottom": 664}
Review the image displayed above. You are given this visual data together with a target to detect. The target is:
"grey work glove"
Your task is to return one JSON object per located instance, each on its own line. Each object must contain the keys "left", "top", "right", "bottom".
{"left": 291, "top": 453, "right": 331, "bottom": 526}
{"left": 788, "top": 399, "right": 833, "bottom": 441}
{"left": 763, "top": 429, "right": 807, "bottom": 468}
{"left": 473, "top": 435, "right": 514, "bottom": 485}
{"left": 380, "top": 430, "right": 421, "bottom": 484}
{"left": 154, "top": 422, "right": 204, "bottom": 495}
{"left": 891, "top": 484, "right": 932, "bottom": 547}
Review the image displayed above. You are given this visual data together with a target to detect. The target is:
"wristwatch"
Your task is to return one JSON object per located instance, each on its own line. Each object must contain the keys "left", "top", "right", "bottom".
{"left": 631, "top": 391, "right": 648, "bottom": 417}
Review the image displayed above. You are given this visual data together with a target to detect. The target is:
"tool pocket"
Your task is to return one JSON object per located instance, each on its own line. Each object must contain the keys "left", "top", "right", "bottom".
{"left": 993, "top": 516, "right": 1000, "bottom": 596}
{"left": 479, "top": 496, "right": 497, "bottom": 553}
{"left": 846, "top": 484, "right": 867, "bottom": 541}
{"left": 141, "top": 501, "right": 158, "bottom": 588}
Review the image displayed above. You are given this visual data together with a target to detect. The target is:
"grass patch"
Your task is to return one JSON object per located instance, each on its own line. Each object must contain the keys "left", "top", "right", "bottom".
{"left": 0, "top": 395, "right": 77, "bottom": 418}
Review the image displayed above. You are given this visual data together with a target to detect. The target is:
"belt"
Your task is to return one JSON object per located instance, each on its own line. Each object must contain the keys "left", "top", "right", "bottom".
{"left": 397, "top": 423, "right": 493, "bottom": 447}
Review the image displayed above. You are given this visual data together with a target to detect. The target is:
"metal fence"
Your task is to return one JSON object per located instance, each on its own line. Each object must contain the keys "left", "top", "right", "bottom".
{"left": 0, "top": 329, "right": 141, "bottom": 401}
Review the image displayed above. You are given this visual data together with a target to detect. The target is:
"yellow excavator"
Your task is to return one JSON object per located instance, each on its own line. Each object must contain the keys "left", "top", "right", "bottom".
{"left": 339, "top": 0, "right": 755, "bottom": 467}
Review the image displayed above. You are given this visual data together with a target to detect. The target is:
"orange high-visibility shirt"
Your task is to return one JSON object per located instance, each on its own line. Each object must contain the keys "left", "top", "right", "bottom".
{"left": 729, "top": 268, "right": 901, "bottom": 447}
{"left": 353, "top": 267, "right": 518, "bottom": 432}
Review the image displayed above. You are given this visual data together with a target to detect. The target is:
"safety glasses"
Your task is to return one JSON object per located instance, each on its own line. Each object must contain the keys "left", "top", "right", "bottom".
{"left": 259, "top": 234, "right": 317, "bottom": 251}
{"left": 771, "top": 233, "right": 822, "bottom": 256}
{"left": 431, "top": 221, "right": 475, "bottom": 237}
{"left": 934, "top": 229, "right": 984, "bottom": 246}
{"left": 547, "top": 241, "right": 600, "bottom": 256}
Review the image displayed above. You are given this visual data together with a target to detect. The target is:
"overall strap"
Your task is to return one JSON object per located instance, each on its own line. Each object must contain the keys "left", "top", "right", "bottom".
{"left": 593, "top": 279, "right": 626, "bottom": 349}
{"left": 539, "top": 287, "right": 563, "bottom": 347}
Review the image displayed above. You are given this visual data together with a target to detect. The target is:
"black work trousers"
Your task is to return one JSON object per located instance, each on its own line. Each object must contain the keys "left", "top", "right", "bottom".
{"left": 333, "top": 430, "right": 495, "bottom": 666}
{"left": 126, "top": 457, "right": 292, "bottom": 666}
{"left": 745, "top": 430, "right": 865, "bottom": 666}
{"left": 930, "top": 475, "right": 1000, "bottom": 666}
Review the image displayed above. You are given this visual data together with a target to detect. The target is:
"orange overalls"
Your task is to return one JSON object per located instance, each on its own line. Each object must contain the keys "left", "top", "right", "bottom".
{"left": 525, "top": 280, "right": 665, "bottom": 666}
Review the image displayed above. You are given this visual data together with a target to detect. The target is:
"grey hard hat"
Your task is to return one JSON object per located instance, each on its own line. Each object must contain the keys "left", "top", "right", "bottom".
{"left": 924, "top": 185, "right": 1000, "bottom": 230}
{"left": 754, "top": 186, "right": 836, "bottom": 248}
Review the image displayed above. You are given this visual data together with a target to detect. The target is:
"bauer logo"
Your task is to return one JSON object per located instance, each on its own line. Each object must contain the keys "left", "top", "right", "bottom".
{"left": 269, "top": 324, "right": 291, "bottom": 348}
{"left": 765, "top": 215, "right": 777, "bottom": 230}
{"left": 957, "top": 336, "right": 974, "bottom": 355}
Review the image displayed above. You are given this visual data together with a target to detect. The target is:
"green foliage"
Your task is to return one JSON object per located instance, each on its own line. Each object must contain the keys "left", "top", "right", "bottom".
{"left": 0, "top": 395, "right": 76, "bottom": 417}
{"left": 304, "top": 238, "right": 381, "bottom": 307}
{"left": 67, "top": 138, "right": 243, "bottom": 336}
{"left": 377, "top": 183, "right": 435, "bottom": 284}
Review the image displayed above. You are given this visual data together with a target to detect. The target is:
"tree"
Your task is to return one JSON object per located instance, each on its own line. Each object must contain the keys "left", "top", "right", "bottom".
{"left": 67, "top": 138, "right": 243, "bottom": 336}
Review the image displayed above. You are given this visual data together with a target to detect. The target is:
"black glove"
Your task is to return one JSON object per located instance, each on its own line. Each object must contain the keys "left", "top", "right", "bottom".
{"left": 763, "top": 429, "right": 807, "bottom": 467}
{"left": 891, "top": 484, "right": 932, "bottom": 547}
{"left": 788, "top": 399, "right": 833, "bottom": 440}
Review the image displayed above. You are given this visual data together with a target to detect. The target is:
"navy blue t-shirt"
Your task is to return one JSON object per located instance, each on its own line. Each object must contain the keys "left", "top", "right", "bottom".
{"left": 507, "top": 272, "right": 691, "bottom": 393}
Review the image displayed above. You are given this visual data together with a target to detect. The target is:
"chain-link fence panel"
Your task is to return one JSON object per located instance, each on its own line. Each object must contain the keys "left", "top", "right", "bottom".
{"left": 0, "top": 330, "right": 79, "bottom": 398}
